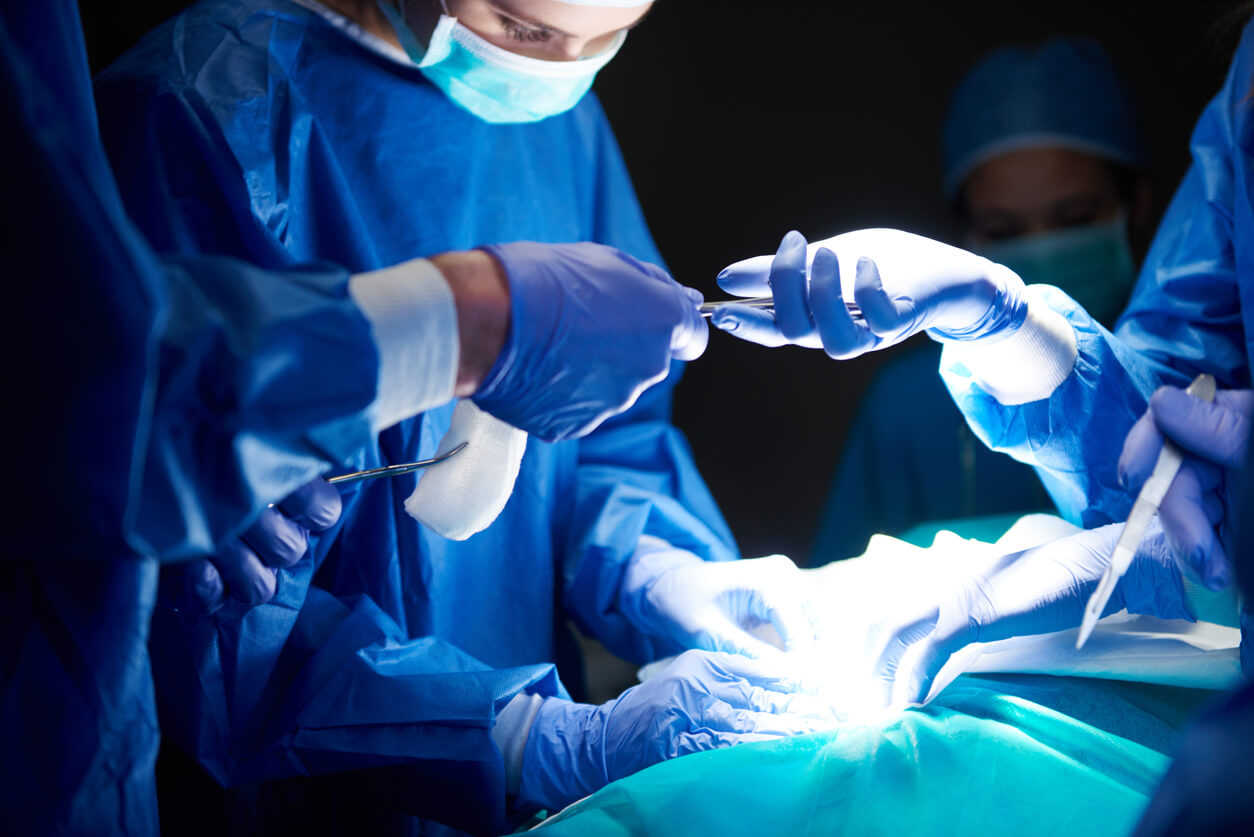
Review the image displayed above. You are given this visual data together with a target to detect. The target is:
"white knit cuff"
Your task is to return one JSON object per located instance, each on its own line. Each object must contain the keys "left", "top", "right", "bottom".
{"left": 943, "top": 288, "right": 1078, "bottom": 406}
{"left": 348, "top": 258, "right": 459, "bottom": 432}
{"left": 491, "top": 692, "right": 545, "bottom": 799}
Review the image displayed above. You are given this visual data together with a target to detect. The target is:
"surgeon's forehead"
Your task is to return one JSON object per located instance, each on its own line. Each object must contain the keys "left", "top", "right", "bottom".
{"left": 966, "top": 147, "right": 1118, "bottom": 211}
{"left": 487, "top": 0, "right": 652, "bottom": 37}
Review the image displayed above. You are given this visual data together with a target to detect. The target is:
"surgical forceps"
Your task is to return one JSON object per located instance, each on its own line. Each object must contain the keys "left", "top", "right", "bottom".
{"left": 326, "top": 441, "right": 469, "bottom": 485}
{"left": 267, "top": 442, "right": 467, "bottom": 507}
{"left": 699, "top": 297, "right": 866, "bottom": 321}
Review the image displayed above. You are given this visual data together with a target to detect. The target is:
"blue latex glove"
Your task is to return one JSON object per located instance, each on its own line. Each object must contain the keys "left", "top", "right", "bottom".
{"left": 871, "top": 522, "right": 1190, "bottom": 707}
{"left": 518, "top": 649, "right": 834, "bottom": 812}
{"left": 619, "top": 544, "right": 818, "bottom": 659}
{"left": 175, "top": 479, "right": 342, "bottom": 613}
{"left": 472, "top": 242, "right": 708, "bottom": 442}
{"left": 712, "top": 229, "right": 1028, "bottom": 358}
{"left": 1118, "top": 386, "right": 1253, "bottom": 591}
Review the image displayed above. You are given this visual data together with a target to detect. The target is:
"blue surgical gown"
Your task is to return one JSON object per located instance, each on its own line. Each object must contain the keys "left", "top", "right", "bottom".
{"left": 94, "top": 2, "right": 737, "bottom": 833}
{"left": 940, "top": 19, "right": 1254, "bottom": 532}
{"left": 940, "top": 18, "right": 1254, "bottom": 680}
{"left": 4, "top": 2, "right": 400, "bottom": 833}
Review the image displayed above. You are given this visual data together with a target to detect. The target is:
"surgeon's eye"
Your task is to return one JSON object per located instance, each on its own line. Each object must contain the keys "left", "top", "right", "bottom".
{"left": 976, "top": 222, "right": 1025, "bottom": 242}
{"left": 499, "top": 15, "right": 552, "bottom": 43}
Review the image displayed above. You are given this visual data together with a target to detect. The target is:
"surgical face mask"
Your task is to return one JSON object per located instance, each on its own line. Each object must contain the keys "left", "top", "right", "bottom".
{"left": 378, "top": 0, "right": 626, "bottom": 124}
{"left": 973, "top": 213, "right": 1137, "bottom": 327}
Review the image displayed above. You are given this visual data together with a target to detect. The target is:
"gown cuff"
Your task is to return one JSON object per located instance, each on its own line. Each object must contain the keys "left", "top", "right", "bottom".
{"left": 348, "top": 258, "right": 459, "bottom": 431}
{"left": 942, "top": 286, "right": 1078, "bottom": 406}
{"left": 491, "top": 691, "right": 545, "bottom": 799}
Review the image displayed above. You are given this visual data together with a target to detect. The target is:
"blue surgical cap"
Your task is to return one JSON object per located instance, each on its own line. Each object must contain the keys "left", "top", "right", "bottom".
{"left": 942, "top": 36, "right": 1147, "bottom": 198}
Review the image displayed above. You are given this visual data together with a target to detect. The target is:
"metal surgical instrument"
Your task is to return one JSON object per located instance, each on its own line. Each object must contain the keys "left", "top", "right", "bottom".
{"left": 699, "top": 297, "right": 866, "bottom": 321}
{"left": 267, "top": 443, "right": 468, "bottom": 508}
{"left": 1076, "top": 373, "right": 1217, "bottom": 650}
{"left": 326, "top": 441, "right": 469, "bottom": 485}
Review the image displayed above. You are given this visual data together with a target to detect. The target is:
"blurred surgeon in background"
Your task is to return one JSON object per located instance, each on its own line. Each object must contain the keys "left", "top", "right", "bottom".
{"left": 813, "top": 36, "right": 1155, "bottom": 564}
{"left": 713, "top": 12, "right": 1254, "bottom": 825}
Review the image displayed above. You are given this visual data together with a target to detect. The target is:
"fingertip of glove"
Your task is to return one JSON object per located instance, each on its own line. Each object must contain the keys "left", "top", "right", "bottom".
{"left": 233, "top": 567, "right": 277, "bottom": 607}
{"left": 780, "top": 229, "right": 806, "bottom": 249}
{"left": 1204, "top": 555, "right": 1232, "bottom": 591}
{"left": 303, "top": 500, "right": 342, "bottom": 533}
{"left": 673, "top": 322, "right": 709, "bottom": 362}
{"left": 905, "top": 671, "right": 933, "bottom": 707}
{"left": 1149, "top": 385, "right": 1196, "bottom": 420}
{"left": 811, "top": 247, "right": 838, "bottom": 273}
{"left": 709, "top": 308, "right": 739, "bottom": 332}
{"left": 188, "top": 562, "right": 225, "bottom": 613}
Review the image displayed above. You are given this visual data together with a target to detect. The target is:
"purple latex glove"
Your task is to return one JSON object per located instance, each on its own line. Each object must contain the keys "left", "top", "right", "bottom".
{"left": 178, "top": 478, "right": 342, "bottom": 613}
{"left": 473, "top": 241, "right": 708, "bottom": 442}
{"left": 712, "top": 229, "right": 1028, "bottom": 359}
{"left": 518, "top": 650, "right": 835, "bottom": 812}
{"left": 1119, "top": 386, "right": 1253, "bottom": 591}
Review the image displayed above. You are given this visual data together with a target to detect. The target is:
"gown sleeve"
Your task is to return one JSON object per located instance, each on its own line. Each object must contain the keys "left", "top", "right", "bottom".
{"left": 149, "top": 557, "right": 566, "bottom": 834}
{"left": 135, "top": 253, "right": 381, "bottom": 559}
{"left": 14, "top": 4, "right": 383, "bottom": 564}
{"left": 93, "top": 47, "right": 595, "bottom": 833}
{"left": 939, "top": 44, "right": 1252, "bottom": 528}
{"left": 4, "top": 2, "right": 422, "bottom": 833}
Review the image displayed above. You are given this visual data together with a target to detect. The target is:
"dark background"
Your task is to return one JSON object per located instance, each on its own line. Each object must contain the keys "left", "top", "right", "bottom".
{"left": 81, "top": 0, "right": 1245, "bottom": 566}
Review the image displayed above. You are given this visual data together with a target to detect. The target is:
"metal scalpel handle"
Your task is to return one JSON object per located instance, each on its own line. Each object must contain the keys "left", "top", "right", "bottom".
{"left": 1075, "top": 373, "right": 1216, "bottom": 649}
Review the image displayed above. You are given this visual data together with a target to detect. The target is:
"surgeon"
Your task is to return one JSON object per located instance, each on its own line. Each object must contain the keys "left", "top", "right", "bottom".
{"left": 813, "top": 36, "right": 1154, "bottom": 564}
{"left": 4, "top": 1, "right": 784, "bottom": 832}
{"left": 94, "top": 1, "right": 823, "bottom": 833}
{"left": 710, "top": 14, "right": 1254, "bottom": 624}
{"left": 711, "top": 14, "right": 1254, "bottom": 588}
{"left": 3, "top": 7, "right": 745, "bottom": 837}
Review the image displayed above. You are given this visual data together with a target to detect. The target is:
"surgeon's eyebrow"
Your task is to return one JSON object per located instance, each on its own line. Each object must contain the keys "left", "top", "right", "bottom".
{"left": 488, "top": 2, "right": 575, "bottom": 37}
{"left": 487, "top": 1, "right": 653, "bottom": 39}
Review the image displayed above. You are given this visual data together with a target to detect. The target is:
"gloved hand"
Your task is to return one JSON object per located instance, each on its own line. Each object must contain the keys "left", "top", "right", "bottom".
{"left": 870, "top": 522, "right": 1189, "bottom": 707}
{"left": 518, "top": 649, "right": 834, "bottom": 812}
{"left": 472, "top": 241, "right": 708, "bottom": 442}
{"left": 711, "top": 229, "right": 1029, "bottom": 359}
{"left": 173, "top": 479, "right": 342, "bottom": 613}
{"left": 618, "top": 542, "right": 817, "bottom": 659}
{"left": 1118, "top": 386, "right": 1254, "bottom": 590}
